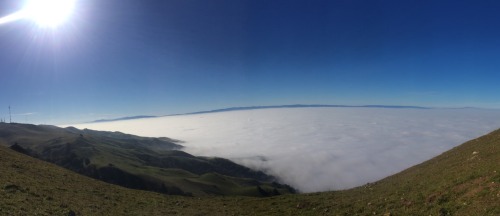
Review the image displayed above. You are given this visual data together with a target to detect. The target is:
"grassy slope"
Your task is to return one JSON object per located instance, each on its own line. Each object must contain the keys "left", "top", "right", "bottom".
{"left": 238, "top": 129, "right": 500, "bottom": 216}
{"left": 1, "top": 145, "right": 271, "bottom": 215}
{"left": 1, "top": 128, "right": 499, "bottom": 215}
{"left": 0, "top": 123, "right": 293, "bottom": 197}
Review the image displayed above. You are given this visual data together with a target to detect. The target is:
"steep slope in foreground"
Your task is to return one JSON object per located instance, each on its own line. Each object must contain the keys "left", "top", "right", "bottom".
{"left": 0, "top": 123, "right": 294, "bottom": 197}
{"left": 239, "top": 129, "right": 500, "bottom": 215}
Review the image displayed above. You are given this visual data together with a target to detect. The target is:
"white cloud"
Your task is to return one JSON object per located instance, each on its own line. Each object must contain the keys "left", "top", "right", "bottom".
{"left": 13, "top": 112, "right": 37, "bottom": 116}
{"left": 67, "top": 108, "right": 500, "bottom": 192}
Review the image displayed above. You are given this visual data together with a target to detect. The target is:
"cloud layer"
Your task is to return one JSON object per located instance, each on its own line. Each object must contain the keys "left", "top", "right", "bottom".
{"left": 70, "top": 108, "right": 500, "bottom": 192}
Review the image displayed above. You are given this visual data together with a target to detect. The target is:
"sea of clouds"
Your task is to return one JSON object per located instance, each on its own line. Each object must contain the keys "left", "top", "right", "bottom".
{"left": 69, "top": 107, "right": 500, "bottom": 192}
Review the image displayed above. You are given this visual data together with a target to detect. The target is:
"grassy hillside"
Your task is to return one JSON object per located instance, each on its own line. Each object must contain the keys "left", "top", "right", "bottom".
{"left": 0, "top": 123, "right": 294, "bottom": 197}
{"left": 1, "top": 125, "right": 499, "bottom": 215}
{"left": 0, "top": 144, "right": 234, "bottom": 215}
{"left": 239, "top": 128, "right": 500, "bottom": 215}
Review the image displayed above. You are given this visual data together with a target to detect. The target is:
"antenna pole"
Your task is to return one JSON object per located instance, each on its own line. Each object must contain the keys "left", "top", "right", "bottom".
{"left": 9, "top": 106, "right": 11, "bottom": 123}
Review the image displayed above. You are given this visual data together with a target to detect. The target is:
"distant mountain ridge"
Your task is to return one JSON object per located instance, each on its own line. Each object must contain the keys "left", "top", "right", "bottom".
{"left": 91, "top": 115, "right": 156, "bottom": 123}
{"left": 186, "top": 104, "right": 431, "bottom": 115}
{"left": 90, "top": 104, "right": 431, "bottom": 123}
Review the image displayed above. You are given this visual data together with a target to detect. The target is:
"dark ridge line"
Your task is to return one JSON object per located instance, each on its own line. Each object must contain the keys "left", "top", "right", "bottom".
{"left": 89, "top": 115, "right": 157, "bottom": 123}
{"left": 89, "top": 104, "right": 433, "bottom": 123}
{"left": 182, "top": 104, "right": 431, "bottom": 116}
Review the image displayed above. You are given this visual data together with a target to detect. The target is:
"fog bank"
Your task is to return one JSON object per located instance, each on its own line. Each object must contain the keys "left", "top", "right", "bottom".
{"left": 70, "top": 108, "right": 500, "bottom": 192}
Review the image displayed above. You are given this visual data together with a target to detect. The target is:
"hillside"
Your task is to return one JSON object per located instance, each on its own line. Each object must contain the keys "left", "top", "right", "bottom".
{"left": 0, "top": 123, "right": 294, "bottom": 197}
{"left": 0, "top": 144, "right": 233, "bottom": 215}
{"left": 0, "top": 125, "right": 498, "bottom": 215}
{"left": 240, "top": 128, "right": 500, "bottom": 215}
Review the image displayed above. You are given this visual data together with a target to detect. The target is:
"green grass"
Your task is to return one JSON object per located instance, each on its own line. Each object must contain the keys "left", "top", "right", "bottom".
{"left": 1, "top": 124, "right": 499, "bottom": 215}
{"left": 239, "top": 128, "right": 500, "bottom": 216}
{"left": 0, "top": 123, "right": 294, "bottom": 197}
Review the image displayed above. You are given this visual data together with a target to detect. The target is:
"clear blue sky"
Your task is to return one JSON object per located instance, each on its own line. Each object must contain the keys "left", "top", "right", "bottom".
{"left": 1, "top": 0, "right": 499, "bottom": 124}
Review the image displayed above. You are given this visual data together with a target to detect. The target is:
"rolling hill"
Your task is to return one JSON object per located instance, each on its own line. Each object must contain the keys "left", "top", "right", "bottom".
{"left": 0, "top": 123, "right": 498, "bottom": 215}
{"left": 0, "top": 123, "right": 294, "bottom": 197}
{"left": 1, "top": 142, "right": 271, "bottom": 215}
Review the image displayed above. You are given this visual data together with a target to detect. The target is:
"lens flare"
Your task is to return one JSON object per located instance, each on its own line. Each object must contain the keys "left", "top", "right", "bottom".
{"left": 0, "top": 0, "right": 76, "bottom": 28}
{"left": 0, "top": 11, "right": 25, "bottom": 25}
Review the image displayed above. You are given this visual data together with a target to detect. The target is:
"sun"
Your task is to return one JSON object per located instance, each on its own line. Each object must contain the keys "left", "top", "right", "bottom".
{"left": 22, "top": 0, "right": 76, "bottom": 28}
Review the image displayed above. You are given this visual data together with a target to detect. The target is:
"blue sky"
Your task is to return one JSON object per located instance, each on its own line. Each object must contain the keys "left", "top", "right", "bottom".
{"left": 1, "top": 0, "right": 500, "bottom": 124}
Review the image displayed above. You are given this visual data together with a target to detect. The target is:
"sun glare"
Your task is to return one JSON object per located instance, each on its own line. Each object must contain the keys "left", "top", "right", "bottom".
{"left": 23, "top": 0, "right": 76, "bottom": 28}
